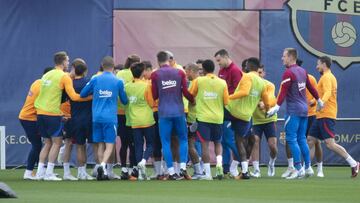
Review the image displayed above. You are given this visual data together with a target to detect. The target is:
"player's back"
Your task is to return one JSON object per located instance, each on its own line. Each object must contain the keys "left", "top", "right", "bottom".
{"left": 285, "top": 65, "right": 308, "bottom": 117}
{"left": 71, "top": 77, "right": 92, "bottom": 121}
{"left": 91, "top": 72, "right": 123, "bottom": 123}
{"left": 196, "top": 74, "right": 227, "bottom": 124}
{"left": 154, "top": 65, "right": 184, "bottom": 118}
{"left": 316, "top": 70, "right": 337, "bottom": 119}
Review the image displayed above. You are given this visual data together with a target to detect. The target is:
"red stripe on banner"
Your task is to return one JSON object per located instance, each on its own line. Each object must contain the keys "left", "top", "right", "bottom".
{"left": 196, "top": 131, "right": 206, "bottom": 143}
{"left": 336, "top": 14, "right": 352, "bottom": 57}
{"left": 310, "top": 12, "right": 324, "bottom": 51}
{"left": 323, "top": 120, "right": 335, "bottom": 138}
{"left": 245, "top": 0, "right": 286, "bottom": 10}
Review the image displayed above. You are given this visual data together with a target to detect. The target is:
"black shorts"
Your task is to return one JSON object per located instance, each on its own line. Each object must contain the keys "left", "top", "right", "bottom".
{"left": 231, "top": 118, "right": 251, "bottom": 137}
{"left": 253, "top": 122, "right": 276, "bottom": 140}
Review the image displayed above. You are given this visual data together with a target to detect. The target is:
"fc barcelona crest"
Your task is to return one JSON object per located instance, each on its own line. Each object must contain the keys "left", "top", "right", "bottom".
{"left": 288, "top": 0, "right": 360, "bottom": 69}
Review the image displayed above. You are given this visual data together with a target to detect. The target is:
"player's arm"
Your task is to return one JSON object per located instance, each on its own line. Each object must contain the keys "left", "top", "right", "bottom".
{"left": 320, "top": 77, "right": 332, "bottom": 103}
{"left": 229, "top": 74, "right": 251, "bottom": 100}
{"left": 150, "top": 72, "right": 159, "bottom": 101}
{"left": 62, "top": 75, "right": 91, "bottom": 101}
{"left": 179, "top": 71, "right": 195, "bottom": 104}
{"left": 80, "top": 77, "right": 94, "bottom": 98}
{"left": 29, "top": 79, "right": 41, "bottom": 98}
{"left": 264, "top": 83, "right": 277, "bottom": 109}
{"left": 276, "top": 70, "right": 293, "bottom": 106}
{"left": 305, "top": 74, "right": 319, "bottom": 100}
{"left": 145, "top": 83, "right": 154, "bottom": 107}
{"left": 223, "top": 85, "right": 230, "bottom": 105}
{"left": 188, "top": 79, "right": 199, "bottom": 97}
{"left": 118, "top": 80, "right": 128, "bottom": 105}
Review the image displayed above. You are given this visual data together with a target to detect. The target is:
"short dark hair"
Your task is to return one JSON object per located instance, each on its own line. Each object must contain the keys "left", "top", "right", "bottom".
{"left": 157, "top": 51, "right": 170, "bottom": 63}
{"left": 214, "top": 49, "right": 229, "bottom": 58}
{"left": 74, "top": 63, "right": 87, "bottom": 76}
{"left": 296, "top": 59, "right": 303, "bottom": 66}
{"left": 319, "top": 56, "right": 332, "bottom": 68}
{"left": 185, "top": 63, "right": 200, "bottom": 72}
{"left": 196, "top": 59, "right": 204, "bottom": 64}
{"left": 202, "top": 59, "right": 215, "bottom": 73}
{"left": 241, "top": 59, "right": 248, "bottom": 69}
{"left": 130, "top": 62, "right": 145, "bottom": 78}
{"left": 54, "top": 51, "right": 68, "bottom": 65}
{"left": 43, "top": 67, "right": 54, "bottom": 75}
{"left": 142, "top": 60, "right": 153, "bottom": 70}
{"left": 246, "top": 57, "right": 261, "bottom": 72}
{"left": 101, "top": 56, "right": 114, "bottom": 70}
{"left": 124, "top": 54, "right": 140, "bottom": 69}
{"left": 115, "top": 64, "right": 124, "bottom": 71}
{"left": 285, "top": 48, "right": 298, "bottom": 60}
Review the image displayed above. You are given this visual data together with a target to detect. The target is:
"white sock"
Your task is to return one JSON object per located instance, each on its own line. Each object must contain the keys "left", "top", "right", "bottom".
{"left": 162, "top": 161, "right": 168, "bottom": 175}
{"left": 346, "top": 156, "right": 357, "bottom": 167}
{"left": 63, "top": 162, "right": 71, "bottom": 176}
{"left": 168, "top": 167, "right": 175, "bottom": 175}
{"left": 230, "top": 160, "right": 239, "bottom": 176}
{"left": 154, "top": 161, "right": 162, "bottom": 175}
{"left": 316, "top": 162, "right": 322, "bottom": 171}
{"left": 241, "top": 161, "right": 248, "bottom": 174}
{"left": 24, "top": 170, "right": 33, "bottom": 176}
{"left": 121, "top": 167, "right": 128, "bottom": 173}
{"left": 180, "top": 162, "right": 186, "bottom": 170}
{"left": 269, "top": 157, "right": 276, "bottom": 166}
{"left": 216, "top": 155, "right": 223, "bottom": 167}
{"left": 253, "top": 161, "right": 260, "bottom": 172}
{"left": 101, "top": 162, "right": 107, "bottom": 175}
{"left": 140, "top": 159, "right": 146, "bottom": 166}
{"left": 36, "top": 162, "right": 45, "bottom": 176}
{"left": 194, "top": 163, "right": 201, "bottom": 174}
{"left": 288, "top": 158, "right": 294, "bottom": 169}
{"left": 106, "top": 163, "right": 113, "bottom": 174}
{"left": 78, "top": 166, "right": 84, "bottom": 176}
{"left": 93, "top": 164, "right": 100, "bottom": 172}
{"left": 45, "top": 162, "right": 55, "bottom": 176}
{"left": 204, "top": 163, "right": 211, "bottom": 177}
{"left": 173, "top": 162, "right": 179, "bottom": 174}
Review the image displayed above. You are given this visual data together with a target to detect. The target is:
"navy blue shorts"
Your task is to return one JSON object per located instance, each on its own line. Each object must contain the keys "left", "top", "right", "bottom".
{"left": 37, "top": 115, "right": 63, "bottom": 138}
{"left": 306, "top": 115, "right": 316, "bottom": 136}
{"left": 253, "top": 122, "right": 276, "bottom": 140}
{"left": 63, "top": 119, "right": 73, "bottom": 139}
{"left": 196, "top": 121, "right": 223, "bottom": 142}
{"left": 231, "top": 118, "right": 251, "bottom": 137}
{"left": 309, "top": 118, "right": 336, "bottom": 140}
{"left": 71, "top": 118, "right": 93, "bottom": 145}
{"left": 93, "top": 122, "right": 117, "bottom": 143}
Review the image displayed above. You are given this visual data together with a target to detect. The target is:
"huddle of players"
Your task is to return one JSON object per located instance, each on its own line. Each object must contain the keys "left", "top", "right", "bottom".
{"left": 19, "top": 47, "right": 359, "bottom": 181}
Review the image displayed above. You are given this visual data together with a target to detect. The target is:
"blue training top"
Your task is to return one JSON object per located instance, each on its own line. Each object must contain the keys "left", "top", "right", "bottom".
{"left": 80, "top": 71, "right": 128, "bottom": 123}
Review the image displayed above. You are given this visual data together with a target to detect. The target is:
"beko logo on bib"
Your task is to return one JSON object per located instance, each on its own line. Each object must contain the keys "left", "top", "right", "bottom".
{"left": 203, "top": 91, "right": 218, "bottom": 100}
{"left": 99, "top": 90, "right": 112, "bottom": 98}
{"left": 162, "top": 80, "right": 177, "bottom": 89}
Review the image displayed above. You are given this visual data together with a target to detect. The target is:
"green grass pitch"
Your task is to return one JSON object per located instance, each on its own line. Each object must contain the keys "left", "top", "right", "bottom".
{"left": 0, "top": 167, "right": 359, "bottom": 203}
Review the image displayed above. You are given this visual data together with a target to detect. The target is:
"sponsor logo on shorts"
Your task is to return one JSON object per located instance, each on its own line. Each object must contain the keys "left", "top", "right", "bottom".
{"left": 161, "top": 80, "right": 177, "bottom": 89}
{"left": 99, "top": 89, "right": 112, "bottom": 98}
